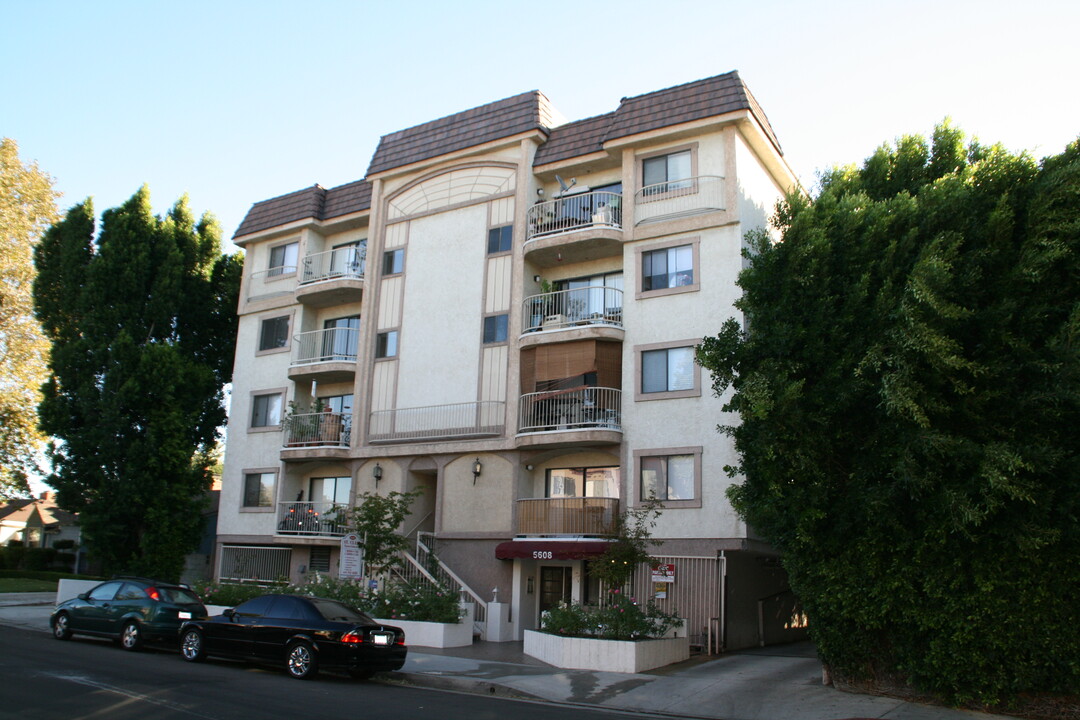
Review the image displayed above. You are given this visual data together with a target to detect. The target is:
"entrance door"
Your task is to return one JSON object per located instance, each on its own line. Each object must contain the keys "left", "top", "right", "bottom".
{"left": 538, "top": 566, "right": 572, "bottom": 617}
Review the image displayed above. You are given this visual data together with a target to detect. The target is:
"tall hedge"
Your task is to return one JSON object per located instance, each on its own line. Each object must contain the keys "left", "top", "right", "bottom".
{"left": 697, "top": 126, "right": 1080, "bottom": 705}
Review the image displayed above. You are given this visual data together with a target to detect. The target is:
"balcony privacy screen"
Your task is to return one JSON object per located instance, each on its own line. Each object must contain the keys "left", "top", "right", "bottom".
{"left": 520, "top": 340, "right": 622, "bottom": 392}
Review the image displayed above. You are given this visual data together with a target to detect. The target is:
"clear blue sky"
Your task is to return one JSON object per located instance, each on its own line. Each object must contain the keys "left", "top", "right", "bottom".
{"left": 3, "top": 0, "right": 1078, "bottom": 250}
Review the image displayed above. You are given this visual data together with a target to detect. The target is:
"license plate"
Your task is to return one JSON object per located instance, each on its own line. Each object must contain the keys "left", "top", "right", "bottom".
{"left": 178, "top": 611, "right": 192, "bottom": 619}
{"left": 372, "top": 633, "right": 391, "bottom": 646}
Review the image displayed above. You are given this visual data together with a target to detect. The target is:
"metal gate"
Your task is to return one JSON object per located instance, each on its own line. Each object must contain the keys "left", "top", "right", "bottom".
{"left": 631, "top": 555, "right": 724, "bottom": 652}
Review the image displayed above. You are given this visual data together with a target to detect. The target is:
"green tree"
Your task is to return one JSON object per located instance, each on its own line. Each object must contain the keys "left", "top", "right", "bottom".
{"left": 0, "top": 139, "right": 59, "bottom": 497}
{"left": 698, "top": 127, "right": 1080, "bottom": 705}
{"left": 345, "top": 490, "right": 422, "bottom": 580}
{"left": 34, "top": 187, "right": 241, "bottom": 580}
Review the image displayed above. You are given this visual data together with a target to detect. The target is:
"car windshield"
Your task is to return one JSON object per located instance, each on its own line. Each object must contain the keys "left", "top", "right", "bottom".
{"left": 157, "top": 586, "right": 202, "bottom": 605}
{"left": 308, "top": 598, "right": 373, "bottom": 623}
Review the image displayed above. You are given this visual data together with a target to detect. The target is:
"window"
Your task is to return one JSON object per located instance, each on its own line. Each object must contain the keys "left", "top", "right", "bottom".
{"left": 251, "top": 393, "right": 283, "bottom": 428}
{"left": 642, "top": 150, "right": 692, "bottom": 194}
{"left": 546, "top": 467, "right": 620, "bottom": 498}
{"left": 382, "top": 248, "right": 404, "bottom": 275}
{"left": 376, "top": 331, "right": 398, "bottom": 358}
{"left": 243, "top": 472, "right": 275, "bottom": 507}
{"left": 309, "top": 546, "right": 331, "bottom": 573}
{"left": 642, "top": 347, "right": 695, "bottom": 393}
{"left": 309, "top": 476, "right": 351, "bottom": 504}
{"left": 268, "top": 242, "right": 298, "bottom": 277}
{"left": 487, "top": 225, "right": 512, "bottom": 254}
{"left": 321, "top": 316, "right": 360, "bottom": 360}
{"left": 555, "top": 272, "right": 623, "bottom": 321}
{"left": 483, "top": 314, "right": 509, "bottom": 343}
{"left": 640, "top": 454, "right": 696, "bottom": 501}
{"left": 258, "top": 316, "right": 290, "bottom": 352}
{"left": 642, "top": 245, "right": 693, "bottom": 291}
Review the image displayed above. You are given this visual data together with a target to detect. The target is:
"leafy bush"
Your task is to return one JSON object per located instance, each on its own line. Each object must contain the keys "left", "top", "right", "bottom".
{"left": 365, "top": 579, "right": 463, "bottom": 624}
{"left": 541, "top": 589, "right": 682, "bottom": 640}
{"left": 193, "top": 579, "right": 283, "bottom": 606}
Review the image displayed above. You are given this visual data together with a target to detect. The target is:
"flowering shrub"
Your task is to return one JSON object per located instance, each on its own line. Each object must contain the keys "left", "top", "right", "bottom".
{"left": 365, "top": 580, "right": 464, "bottom": 624}
{"left": 541, "top": 589, "right": 682, "bottom": 641}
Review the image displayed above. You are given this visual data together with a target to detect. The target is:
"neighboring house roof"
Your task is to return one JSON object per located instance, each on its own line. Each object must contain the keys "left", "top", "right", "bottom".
{"left": 0, "top": 493, "right": 76, "bottom": 531}
{"left": 234, "top": 71, "right": 781, "bottom": 238}
{"left": 366, "top": 90, "right": 555, "bottom": 177}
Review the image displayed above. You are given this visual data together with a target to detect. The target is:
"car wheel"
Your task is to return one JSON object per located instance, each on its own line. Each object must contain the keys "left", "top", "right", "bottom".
{"left": 52, "top": 612, "right": 72, "bottom": 641}
{"left": 180, "top": 628, "right": 206, "bottom": 662}
{"left": 348, "top": 668, "right": 375, "bottom": 680}
{"left": 120, "top": 620, "right": 143, "bottom": 651}
{"left": 286, "top": 640, "right": 319, "bottom": 679}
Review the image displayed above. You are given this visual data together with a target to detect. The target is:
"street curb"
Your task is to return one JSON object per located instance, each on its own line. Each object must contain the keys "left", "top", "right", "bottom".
{"left": 383, "top": 670, "right": 543, "bottom": 701}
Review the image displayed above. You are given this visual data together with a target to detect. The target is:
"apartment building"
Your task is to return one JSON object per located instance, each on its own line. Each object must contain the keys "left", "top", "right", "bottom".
{"left": 218, "top": 71, "right": 803, "bottom": 651}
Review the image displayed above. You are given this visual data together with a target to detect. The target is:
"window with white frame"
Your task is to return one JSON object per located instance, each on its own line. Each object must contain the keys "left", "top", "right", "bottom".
{"left": 268, "top": 242, "right": 298, "bottom": 277}
{"left": 243, "top": 472, "right": 276, "bottom": 508}
{"left": 635, "top": 447, "right": 702, "bottom": 507}
{"left": 642, "top": 150, "right": 692, "bottom": 194}
{"left": 258, "top": 315, "right": 290, "bottom": 352}
{"left": 250, "top": 392, "right": 283, "bottom": 428}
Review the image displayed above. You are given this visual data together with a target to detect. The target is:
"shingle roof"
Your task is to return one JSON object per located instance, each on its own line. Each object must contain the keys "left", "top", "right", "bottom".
{"left": 234, "top": 72, "right": 782, "bottom": 237}
{"left": 533, "top": 112, "right": 615, "bottom": 166}
{"left": 366, "top": 91, "right": 554, "bottom": 176}
{"left": 234, "top": 179, "right": 373, "bottom": 239}
{"left": 533, "top": 71, "right": 782, "bottom": 168}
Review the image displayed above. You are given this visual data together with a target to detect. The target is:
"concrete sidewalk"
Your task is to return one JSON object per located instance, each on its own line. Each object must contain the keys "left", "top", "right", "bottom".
{"left": 0, "top": 593, "right": 1007, "bottom": 720}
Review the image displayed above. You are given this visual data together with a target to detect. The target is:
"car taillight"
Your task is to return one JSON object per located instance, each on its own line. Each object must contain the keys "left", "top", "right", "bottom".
{"left": 396, "top": 632, "right": 405, "bottom": 646}
{"left": 145, "top": 587, "right": 161, "bottom": 601}
{"left": 340, "top": 631, "right": 363, "bottom": 644}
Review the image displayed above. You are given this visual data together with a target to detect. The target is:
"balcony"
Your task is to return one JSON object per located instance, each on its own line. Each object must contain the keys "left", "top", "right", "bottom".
{"left": 515, "top": 497, "right": 619, "bottom": 537}
{"left": 524, "top": 191, "right": 623, "bottom": 267}
{"left": 522, "top": 287, "right": 623, "bottom": 335}
{"left": 369, "top": 401, "right": 505, "bottom": 443}
{"left": 275, "top": 501, "right": 348, "bottom": 538}
{"left": 283, "top": 411, "right": 351, "bottom": 447}
{"left": 296, "top": 246, "right": 366, "bottom": 307}
{"left": 288, "top": 327, "right": 358, "bottom": 383}
{"left": 634, "top": 175, "right": 725, "bottom": 225}
{"left": 517, "top": 387, "right": 621, "bottom": 448}
{"left": 246, "top": 267, "right": 297, "bottom": 303}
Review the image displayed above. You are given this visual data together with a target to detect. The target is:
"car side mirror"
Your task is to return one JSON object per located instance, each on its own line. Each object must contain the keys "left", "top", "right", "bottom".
{"left": 77, "top": 593, "right": 89, "bottom": 601}
{"left": 223, "top": 608, "right": 236, "bottom": 620}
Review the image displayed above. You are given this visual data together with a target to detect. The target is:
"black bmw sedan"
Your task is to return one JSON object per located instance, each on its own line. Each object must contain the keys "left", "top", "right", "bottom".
{"left": 178, "top": 594, "right": 407, "bottom": 680}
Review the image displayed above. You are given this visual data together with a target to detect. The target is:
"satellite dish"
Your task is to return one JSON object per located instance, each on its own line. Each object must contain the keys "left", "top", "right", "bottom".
{"left": 555, "top": 174, "right": 576, "bottom": 193}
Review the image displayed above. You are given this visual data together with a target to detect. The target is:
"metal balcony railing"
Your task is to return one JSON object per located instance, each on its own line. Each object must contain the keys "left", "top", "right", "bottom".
{"left": 634, "top": 175, "right": 725, "bottom": 225}
{"left": 526, "top": 190, "right": 622, "bottom": 241}
{"left": 300, "top": 246, "right": 366, "bottom": 285}
{"left": 518, "top": 387, "right": 621, "bottom": 434}
{"left": 275, "top": 501, "right": 348, "bottom": 537}
{"left": 516, "top": 497, "right": 619, "bottom": 536}
{"left": 283, "top": 411, "right": 352, "bottom": 447}
{"left": 522, "top": 287, "right": 623, "bottom": 332}
{"left": 369, "top": 401, "right": 505, "bottom": 443}
{"left": 292, "top": 327, "right": 359, "bottom": 365}
{"left": 246, "top": 267, "right": 298, "bottom": 300}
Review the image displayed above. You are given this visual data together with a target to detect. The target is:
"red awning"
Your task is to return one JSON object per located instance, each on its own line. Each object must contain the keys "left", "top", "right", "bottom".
{"left": 495, "top": 540, "right": 612, "bottom": 560}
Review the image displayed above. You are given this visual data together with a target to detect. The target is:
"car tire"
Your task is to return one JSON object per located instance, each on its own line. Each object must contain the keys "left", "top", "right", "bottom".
{"left": 180, "top": 628, "right": 206, "bottom": 662}
{"left": 348, "top": 668, "right": 375, "bottom": 680}
{"left": 286, "top": 640, "right": 319, "bottom": 679}
{"left": 120, "top": 620, "right": 143, "bottom": 651}
{"left": 52, "top": 612, "right": 72, "bottom": 641}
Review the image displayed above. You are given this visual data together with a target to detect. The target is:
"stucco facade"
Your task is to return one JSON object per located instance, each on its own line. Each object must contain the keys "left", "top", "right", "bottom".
{"left": 216, "top": 72, "right": 806, "bottom": 651}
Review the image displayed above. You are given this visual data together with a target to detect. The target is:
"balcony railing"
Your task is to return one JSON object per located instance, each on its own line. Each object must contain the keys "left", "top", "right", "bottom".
{"left": 300, "top": 246, "right": 366, "bottom": 285}
{"left": 283, "top": 411, "right": 352, "bottom": 447}
{"left": 526, "top": 190, "right": 622, "bottom": 242}
{"left": 369, "top": 401, "right": 505, "bottom": 443}
{"left": 634, "top": 175, "right": 725, "bottom": 225}
{"left": 276, "top": 501, "right": 348, "bottom": 537}
{"left": 246, "top": 267, "right": 298, "bottom": 300}
{"left": 522, "top": 287, "right": 623, "bottom": 332}
{"left": 292, "top": 327, "right": 359, "bottom": 366}
{"left": 518, "top": 387, "right": 621, "bottom": 434}
{"left": 516, "top": 497, "right": 619, "bottom": 536}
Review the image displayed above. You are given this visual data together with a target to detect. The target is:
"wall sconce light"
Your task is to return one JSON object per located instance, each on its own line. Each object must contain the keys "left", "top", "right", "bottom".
{"left": 526, "top": 464, "right": 534, "bottom": 471}
{"left": 527, "top": 576, "right": 534, "bottom": 594}
{"left": 372, "top": 463, "right": 383, "bottom": 485}
{"left": 472, "top": 458, "right": 483, "bottom": 484}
